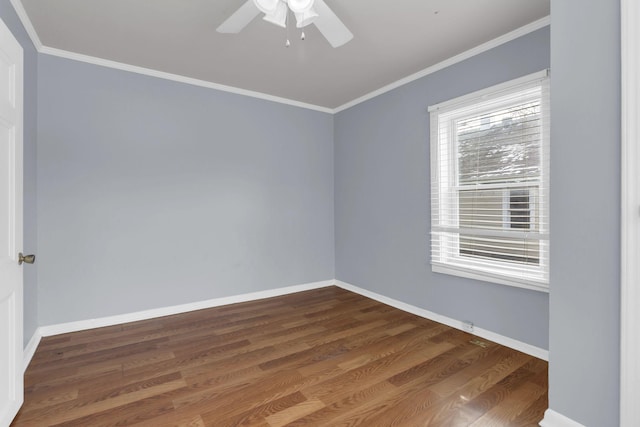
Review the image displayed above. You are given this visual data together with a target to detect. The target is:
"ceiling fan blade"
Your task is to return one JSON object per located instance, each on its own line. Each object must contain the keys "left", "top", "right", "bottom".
{"left": 217, "top": 0, "right": 261, "bottom": 33}
{"left": 312, "top": 0, "right": 353, "bottom": 47}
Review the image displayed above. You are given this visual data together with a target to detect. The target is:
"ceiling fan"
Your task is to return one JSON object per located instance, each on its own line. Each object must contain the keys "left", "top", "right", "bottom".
{"left": 217, "top": 0, "right": 353, "bottom": 48}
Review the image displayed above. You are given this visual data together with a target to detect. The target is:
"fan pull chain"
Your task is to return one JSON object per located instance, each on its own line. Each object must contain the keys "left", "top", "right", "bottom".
{"left": 282, "top": 9, "right": 306, "bottom": 47}
{"left": 285, "top": 8, "right": 291, "bottom": 47}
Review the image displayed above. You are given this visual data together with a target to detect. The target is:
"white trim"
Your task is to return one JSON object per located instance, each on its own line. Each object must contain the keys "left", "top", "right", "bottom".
{"left": 8, "top": 0, "right": 42, "bottom": 50}
{"left": 429, "top": 73, "right": 550, "bottom": 293}
{"left": 37, "top": 46, "right": 333, "bottom": 114}
{"left": 38, "top": 280, "right": 334, "bottom": 337}
{"left": 427, "top": 69, "right": 549, "bottom": 112}
{"left": 9, "top": 0, "right": 549, "bottom": 114}
{"left": 334, "top": 280, "right": 548, "bottom": 361}
{"left": 432, "top": 265, "right": 549, "bottom": 293}
{"left": 22, "top": 329, "right": 41, "bottom": 372}
{"left": 10, "top": 0, "right": 332, "bottom": 113}
{"left": 620, "top": 0, "right": 640, "bottom": 425}
{"left": 539, "top": 409, "right": 586, "bottom": 427}
{"left": 334, "top": 16, "right": 551, "bottom": 113}
{"left": 30, "top": 279, "right": 548, "bottom": 362}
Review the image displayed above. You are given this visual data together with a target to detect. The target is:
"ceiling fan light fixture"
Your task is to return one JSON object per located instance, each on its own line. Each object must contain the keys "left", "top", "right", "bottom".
{"left": 287, "top": 0, "right": 315, "bottom": 13}
{"left": 262, "top": 1, "right": 288, "bottom": 28}
{"left": 295, "top": 8, "right": 318, "bottom": 28}
{"left": 253, "top": 0, "right": 280, "bottom": 14}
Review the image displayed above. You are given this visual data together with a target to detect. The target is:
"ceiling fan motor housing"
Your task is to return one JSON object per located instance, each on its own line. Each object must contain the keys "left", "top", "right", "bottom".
{"left": 287, "top": 0, "right": 315, "bottom": 13}
{"left": 254, "top": 0, "right": 315, "bottom": 14}
{"left": 253, "top": 0, "right": 280, "bottom": 14}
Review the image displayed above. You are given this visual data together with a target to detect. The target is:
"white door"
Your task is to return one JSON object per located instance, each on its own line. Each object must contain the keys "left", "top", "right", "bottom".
{"left": 0, "top": 15, "right": 23, "bottom": 427}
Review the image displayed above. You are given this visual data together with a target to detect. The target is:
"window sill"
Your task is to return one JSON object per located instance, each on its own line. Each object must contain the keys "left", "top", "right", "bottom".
{"left": 432, "top": 263, "right": 549, "bottom": 293}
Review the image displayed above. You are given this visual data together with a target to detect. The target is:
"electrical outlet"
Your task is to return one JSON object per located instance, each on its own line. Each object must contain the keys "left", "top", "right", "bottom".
{"left": 462, "top": 320, "right": 474, "bottom": 333}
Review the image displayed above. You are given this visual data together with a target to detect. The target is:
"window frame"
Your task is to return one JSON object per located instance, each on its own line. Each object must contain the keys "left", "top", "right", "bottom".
{"left": 429, "top": 70, "right": 550, "bottom": 292}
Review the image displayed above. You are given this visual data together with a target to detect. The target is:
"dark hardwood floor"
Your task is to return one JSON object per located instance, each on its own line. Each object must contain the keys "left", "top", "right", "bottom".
{"left": 11, "top": 286, "right": 547, "bottom": 426}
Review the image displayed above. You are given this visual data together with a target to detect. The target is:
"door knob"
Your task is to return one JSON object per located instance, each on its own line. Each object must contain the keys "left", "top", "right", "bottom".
{"left": 18, "top": 253, "right": 35, "bottom": 265}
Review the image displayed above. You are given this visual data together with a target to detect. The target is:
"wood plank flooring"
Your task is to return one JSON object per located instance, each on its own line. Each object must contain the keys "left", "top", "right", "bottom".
{"left": 11, "top": 286, "right": 548, "bottom": 426}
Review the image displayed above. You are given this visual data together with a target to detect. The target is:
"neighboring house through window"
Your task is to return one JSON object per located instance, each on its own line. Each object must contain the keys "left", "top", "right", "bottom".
{"left": 429, "top": 70, "right": 550, "bottom": 291}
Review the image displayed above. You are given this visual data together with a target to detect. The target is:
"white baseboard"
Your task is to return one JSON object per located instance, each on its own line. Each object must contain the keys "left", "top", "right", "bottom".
{"left": 38, "top": 280, "right": 334, "bottom": 338}
{"left": 23, "top": 329, "right": 42, "bottom": 372}
{"left": 539, "top": 409, "right": 586, "bottom": 427}
{"left": 28, "top": 278, "right": 547, "bottom": 371}
{"left": 335, "top": 280, "right": 549, "bottom": 361}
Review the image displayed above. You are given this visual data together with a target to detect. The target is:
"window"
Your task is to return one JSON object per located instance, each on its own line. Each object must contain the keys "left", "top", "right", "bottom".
{"left": 429, "top": 71, "right": 550, "bottom": 291}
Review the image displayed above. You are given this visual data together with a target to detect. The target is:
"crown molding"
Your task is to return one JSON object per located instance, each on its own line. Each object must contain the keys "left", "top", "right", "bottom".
{"left": 8, "top": 0, "right": 333, "bottom": 113}
{"left": 333, "top": 15, "right": 551, "bottom": 113}
{"left": 9, "top": 0, "right": 549, "bottom": 115}
{"left": 9, "top": 0, "right": 42, "bottom": 50}
{"left": 37, "top": 45, "right": 334, "bottom": 114}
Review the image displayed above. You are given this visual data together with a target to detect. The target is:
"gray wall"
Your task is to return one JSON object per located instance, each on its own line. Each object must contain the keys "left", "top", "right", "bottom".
{"left": 549, "top": 1, "right": 620, "bottom": 425}
{"left": 11, "top": 4, "right": 628, "bottom": 422}
{"left": 334, "top": 28, "right": 550, "bottom": 350}
{"left": 37, "top": 56, "right": 334, "bottom": 325}
{"left": 0, "top": 0, "right": 38, "bottom": 348}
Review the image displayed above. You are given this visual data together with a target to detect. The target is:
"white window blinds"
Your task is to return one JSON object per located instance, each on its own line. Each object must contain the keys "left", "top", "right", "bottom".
{"left": 429, "top": 70, "right": 550, "bottom": 291}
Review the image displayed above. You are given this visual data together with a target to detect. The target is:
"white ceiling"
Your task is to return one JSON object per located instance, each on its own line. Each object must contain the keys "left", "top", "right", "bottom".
{"left": 15, "top": 0, "right": 550, "bottom": 111}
